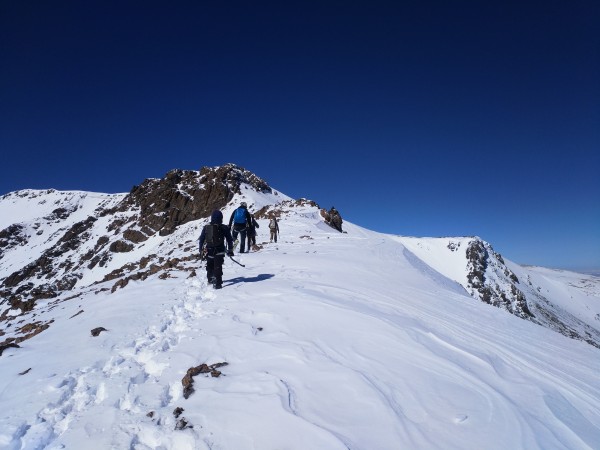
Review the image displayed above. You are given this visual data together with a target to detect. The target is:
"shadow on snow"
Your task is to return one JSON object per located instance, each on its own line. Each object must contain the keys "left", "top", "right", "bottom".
{"left": 224, "top": 274, "right": 275, "bottom": 286}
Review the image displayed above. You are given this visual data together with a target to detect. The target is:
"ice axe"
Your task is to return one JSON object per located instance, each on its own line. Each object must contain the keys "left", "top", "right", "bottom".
{"left": 229, "top": 255, "right": 246, "bottom": 267}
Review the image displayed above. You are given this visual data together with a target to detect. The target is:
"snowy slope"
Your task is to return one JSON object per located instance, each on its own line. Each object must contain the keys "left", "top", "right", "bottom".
{"left": 1, "top": 215, "right": 599, "bottom": 449}
{"left": 0, "top": 190, "right": 125, "bottom": 275}
{"left": 0, "top": 166, "right": 290, "bottom": 328}
{"left": 399, "top": 236, "right": 600, "bottom": 348}
{"left": 516, "top": 265, "right": 600, "bottom": 329}
{"left": 1, "top": 165, "right": 599, "bottom": 449}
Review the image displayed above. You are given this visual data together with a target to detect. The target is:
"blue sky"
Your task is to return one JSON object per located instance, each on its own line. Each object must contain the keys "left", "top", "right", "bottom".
{"left": 1, "top": 1, "right": 598, "bottom": 270}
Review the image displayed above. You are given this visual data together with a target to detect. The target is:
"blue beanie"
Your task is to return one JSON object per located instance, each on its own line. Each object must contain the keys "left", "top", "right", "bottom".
{"left": 210, "top": 210, "right": 223, "bottom": 224}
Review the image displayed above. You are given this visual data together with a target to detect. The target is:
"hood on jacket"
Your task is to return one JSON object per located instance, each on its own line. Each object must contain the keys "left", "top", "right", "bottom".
{"left": 210, "top": 210, "right": 223, "bottom": 224}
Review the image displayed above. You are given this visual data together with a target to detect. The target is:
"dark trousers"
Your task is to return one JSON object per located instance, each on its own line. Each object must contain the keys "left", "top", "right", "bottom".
{"left": 232, "top": 226, "right": 248, "bottom": 253}
{"left": 206, "top": 249, "right": 225, "bottom": 284}
{"left": 248, "top": 228, "right": 256, "bottom": 246}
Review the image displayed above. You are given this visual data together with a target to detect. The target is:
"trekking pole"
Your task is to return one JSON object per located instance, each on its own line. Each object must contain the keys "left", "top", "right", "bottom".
{"left": 229, "top": 255, "right": 246, "bottom": 267}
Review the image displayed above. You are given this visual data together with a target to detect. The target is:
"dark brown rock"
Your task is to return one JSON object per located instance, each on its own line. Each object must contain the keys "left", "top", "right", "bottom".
{"left": 69, "top": 310, "right": 84, "bottom": 319}
{"left": 109, "top": 240, "right": 134, "bottom": 253}
{"left": 111, "top": 279, "right": 129, "bottom": 293}
{"left": 44, "top": 207, "right": 75, "bottom": 221}
{"left": 0, "top": 224, "right": 29, "bottom": 260}
{"left": 0, "top": 342, "right": 20, "bottom": 356}
{"left": 3, "top": 217, "right": 95, "bottom": 291}
{"left": 57, "top": 217, "right": 97, "bottom": 250}
{"left": 91, "top": 327, "right": 107, "bottom": 337}
{"left": 104, "top": 164, "right": 272, "bottom": 237}
{"left": 182, "top": 362, "right": 228, "bottom": 399}
{"left": 123, "top": 228, "right": 149, "bottom": 243}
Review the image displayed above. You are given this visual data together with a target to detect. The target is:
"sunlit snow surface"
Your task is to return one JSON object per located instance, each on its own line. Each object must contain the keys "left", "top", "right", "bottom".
{"left": 0, "top": 192, "right": 599, "bottom": 449}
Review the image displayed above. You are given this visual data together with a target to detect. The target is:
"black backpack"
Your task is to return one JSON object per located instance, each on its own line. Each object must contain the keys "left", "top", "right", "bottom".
{"left": 204, "top": 224, "right": 223, "bottom": 247}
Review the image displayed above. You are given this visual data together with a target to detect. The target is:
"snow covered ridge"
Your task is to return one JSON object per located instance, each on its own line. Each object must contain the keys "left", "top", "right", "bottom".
{"left": 399, "top": 236, "right": 600, "bottom": 348}
{"left": 1, "top": 164, "right": 599, "bottom": 350}
{"left": 1, "top": 164, "right": 600, "bottom": 449}
{"left": 0, "top": 164, "right": 289, "bottom": 343}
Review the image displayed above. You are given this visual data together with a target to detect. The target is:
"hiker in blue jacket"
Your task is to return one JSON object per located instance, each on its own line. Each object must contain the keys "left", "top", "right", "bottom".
{"left": 199, "top": 210, "right": 234, "bottom": 289}
{"left": 228, "top": 201, "right": 252, "bottom": 253}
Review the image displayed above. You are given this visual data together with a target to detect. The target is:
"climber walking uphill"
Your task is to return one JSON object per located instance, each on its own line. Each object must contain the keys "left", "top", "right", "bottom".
{"left": 268, "top": 215, "right": 280, "bottom": 243}
{"left": 247, "top": 214, "right": 259, "bottom": 248}
{"left": 228, "top": 201, "right": 253, "bottom": 253}
{"left": 199, "top": 210, "right": 234, "bottom": 289}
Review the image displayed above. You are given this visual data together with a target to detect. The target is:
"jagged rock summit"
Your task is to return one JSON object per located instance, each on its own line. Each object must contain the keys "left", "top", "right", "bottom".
{"left": 109, "top": 164, "right": 273, "bottom": 238}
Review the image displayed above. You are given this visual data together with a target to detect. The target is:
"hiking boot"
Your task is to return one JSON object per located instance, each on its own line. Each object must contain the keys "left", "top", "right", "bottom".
{"left": 214, "top": 283, "right": 222, "bottom": 289}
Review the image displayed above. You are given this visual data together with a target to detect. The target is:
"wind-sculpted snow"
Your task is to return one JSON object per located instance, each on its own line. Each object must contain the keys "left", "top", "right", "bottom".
{"left": 1, "top": 165, "right": 599, "bottom": 448}
{"left": 1, "top": 213, "right": 599, "bottom": 449}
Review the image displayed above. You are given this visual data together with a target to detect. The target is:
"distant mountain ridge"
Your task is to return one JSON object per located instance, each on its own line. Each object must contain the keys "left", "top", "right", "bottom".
{"left": 1, "top": 163, "right": 599, "bottom": 350}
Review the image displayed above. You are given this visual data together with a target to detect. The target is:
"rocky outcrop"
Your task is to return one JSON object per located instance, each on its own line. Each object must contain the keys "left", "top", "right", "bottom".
{"left": 465, "top": 240, "right": 532, "bottom": 319}
{"left": 109, "top": 240, "right": 134, "bottom": 253}
{"left": 1, "top": 217, "right": 95, "bottom": 311}
{"left": 44, "top": 206, "right": 77, "bottom": 222}
{"left": 462, "top": 238, "right": 600, "bottom": 348}
{"left": 123, "top": 228, "right": 148, "bottom": 243}
{"left": 254, "top": 198, "right": 320, "bottom": 220}
{"left": 56, "top": 217, "right": 97, "bottom": 251}
{"left": 106, "top": 164, "right": 272, "bottom": 237}
{"left": 0, "top": 224, "right": 29, "bottom": 260}
{"left": 0, "top": 319, "right": 54, "bottom": 352}
{"left": 182, "top": 362, "right": 228, "bottom": 399}
{"left": 0, "top": 343, "right": 20, "bottom": 356}
{"left": 321, "top": 207, "right": 343, "bottom": 232}
{"left": 91, "top": 327, "right": 107, "bottom": 337}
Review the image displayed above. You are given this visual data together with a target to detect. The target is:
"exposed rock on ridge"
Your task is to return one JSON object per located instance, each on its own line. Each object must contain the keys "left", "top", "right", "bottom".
{"left": 465, "top": 239, "right": 532, "bottom": 319}
{"left": 0, "top": 224, "right": 29, "bottom": 260}
{"left": 464, "top": 238, "right": 600, "bottom": 348}
{"left": 0, "top": 164, "right": 272, "bottom": 345}
{"left": 105, "top": 164, "right": 272, "bottom": 238}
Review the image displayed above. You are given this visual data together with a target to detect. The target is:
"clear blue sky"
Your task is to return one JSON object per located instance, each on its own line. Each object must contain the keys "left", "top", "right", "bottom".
{"left": 1, "top": 1, "right": 598, "bottom": 270}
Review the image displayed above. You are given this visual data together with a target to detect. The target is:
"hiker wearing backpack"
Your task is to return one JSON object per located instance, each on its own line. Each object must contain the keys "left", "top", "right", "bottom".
{"left": 199, "top": 209, "right": 234, "bottom": 289}
{"left": 247, "top": 214, "right": 259, "bottom": 248}
{"left": 268, "top": 215, "right": 279, "bottom": 243}
{"left": 228, "top": 201, "right": 252, "bottom": 253}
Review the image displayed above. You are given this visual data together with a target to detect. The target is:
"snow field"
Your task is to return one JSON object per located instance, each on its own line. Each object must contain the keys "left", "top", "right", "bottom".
{"left": 0, "top": 212, "right": 599, "bottom": 449}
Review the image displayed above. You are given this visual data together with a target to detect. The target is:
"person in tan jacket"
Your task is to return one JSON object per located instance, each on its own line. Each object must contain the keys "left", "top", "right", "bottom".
{"left": 268, "top": 216, "right": 279, "bottom": 243}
